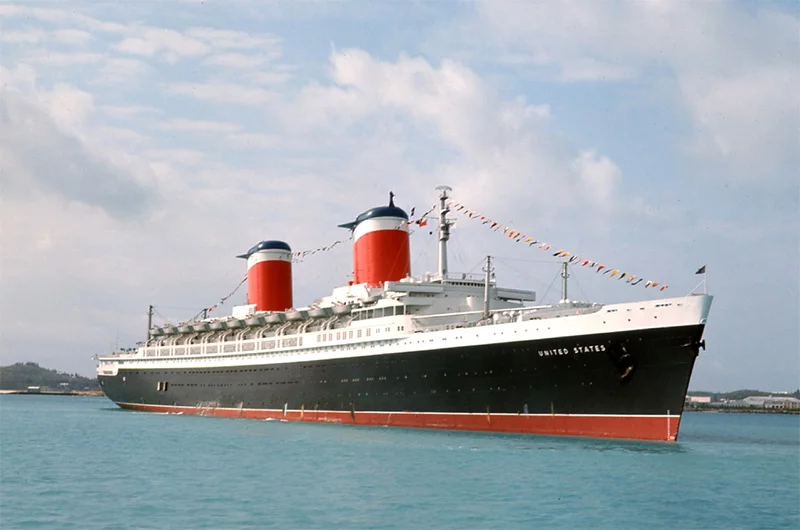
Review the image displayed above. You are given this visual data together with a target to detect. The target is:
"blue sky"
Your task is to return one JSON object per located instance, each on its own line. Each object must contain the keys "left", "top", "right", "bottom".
{"left": 1, "top": 1, "right": 797, "bottom": 391}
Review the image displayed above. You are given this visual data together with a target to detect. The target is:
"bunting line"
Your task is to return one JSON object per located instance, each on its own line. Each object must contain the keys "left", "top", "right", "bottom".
{"left": 290, "top": 237, "right": 351, "bottom": 261}
{"left": 447, "top": 199, "right": 668, "bottom": 291}
{"left": 407, "top": 202, "right": 438, "bottom": 228}
{"left": 204, "top": 274, "right": 248, "bottom": 316}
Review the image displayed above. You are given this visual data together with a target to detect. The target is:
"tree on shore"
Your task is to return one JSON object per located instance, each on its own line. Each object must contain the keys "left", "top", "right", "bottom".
{"left": 0, "top": 362, "right": 99, "bottom": 391}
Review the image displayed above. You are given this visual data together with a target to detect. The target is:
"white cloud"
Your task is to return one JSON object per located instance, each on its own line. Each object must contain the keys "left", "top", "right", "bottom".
{"left": 0, "top": 29, "right": 48, "bottom": 43}
{"left": 25, "top": 7, "right": 130, "bottom": 33}
{"left": 114, "top": 28, "right": 208, "bottom": 61}
{"left": 0, "top": 87, "right": 155, "bottom": 218}
{"left": 278, "top": 49, "right": 623, "bottom": 233}
{"left": 471, "top": 0, "right": 800, "bottom": 184}
{"left": 93, "top": 57, "right": 151, "bottom": 84}
{"left": 96, "top": 125, "right": 151, "bottom": 146}
{"left": 153, "top": 119, "right": 280, "bottom": 148}
{"left": 144, "top": 148, "right": 208, "bottom": 165}
{"left": 35, "top": 82, "right": 95, "bottom": 129}
{"left": 0, "top": 5, "right": 22, "bottom": 16}
{"left": 0, "top": 63, "right": 36, "bottom": 87}
{"left": 52, "top": 29, "right": 93, "bottom": 45}
{"left": 204, "top": 52, "right": 270, "bottom": 69}
{"left": 557, "top": 58, "right": 633, "bottom": 82}
{"left": 226, "top": 132, "right": 279, "bottom": 149}
{"left": 25, "top": 52, "right": 106, "bottom": 66}
{"left": 573, "top": 150, "right": 622, "bottom": 214}
{"left": 248, "top": 70, "right": 293, "bottom": 85}
{"left": 157, "top": 118, "right": 241, "bottom": 134}
{"left": 99, "top": 104, "right": 161, "bottom": 120}
{"left": 165, "top": 82, "right": 275, "bottom": 104}
{"left": 185, "top": 27, "right": 281, "bottom": 50}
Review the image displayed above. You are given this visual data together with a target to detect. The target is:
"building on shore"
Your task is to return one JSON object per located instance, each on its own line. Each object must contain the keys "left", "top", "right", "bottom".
{"left": 740, "top": 396, "right": 800, "bottom": 410}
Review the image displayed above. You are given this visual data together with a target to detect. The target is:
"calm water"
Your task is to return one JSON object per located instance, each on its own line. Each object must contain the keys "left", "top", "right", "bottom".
{"left": 1, "top": 396, "right": 798, "bottom": 529}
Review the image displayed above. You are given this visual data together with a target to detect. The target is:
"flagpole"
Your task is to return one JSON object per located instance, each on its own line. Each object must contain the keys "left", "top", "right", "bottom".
{"left": 692, "top": 265, "right": 707, "bottom": 295}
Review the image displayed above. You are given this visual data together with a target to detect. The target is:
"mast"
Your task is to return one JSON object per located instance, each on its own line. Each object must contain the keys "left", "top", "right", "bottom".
{"left": 147, "top": 304, "right": 154, "bottom": 340}
{"left": 435, "top": 186, "right": 453, "bottom": 278}
{"left": 560, "top": 262, "right": 569, "bottom": 303}
{"left": 483, "top": 255, "right": 493, "bottom": 319}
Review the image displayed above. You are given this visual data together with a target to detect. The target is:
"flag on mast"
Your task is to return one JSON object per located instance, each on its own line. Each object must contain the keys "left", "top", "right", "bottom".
{"left": 695, "top": 265, "right": 706, "bottom": 275}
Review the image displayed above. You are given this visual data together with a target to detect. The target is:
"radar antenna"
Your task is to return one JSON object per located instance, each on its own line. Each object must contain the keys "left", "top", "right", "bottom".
{"left": 435, "top": 186, "right": 453, "bottom": 279}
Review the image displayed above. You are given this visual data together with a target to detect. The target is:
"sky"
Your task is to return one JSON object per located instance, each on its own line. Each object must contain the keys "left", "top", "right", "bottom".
{"left": 1, "top": 1, "right": 797, "bottom": 392}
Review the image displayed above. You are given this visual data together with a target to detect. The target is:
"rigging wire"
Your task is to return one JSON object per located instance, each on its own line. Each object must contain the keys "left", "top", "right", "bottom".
{"left": 493, "top": 256, "right": 560, "bottom": 292}
{"left": 152, "top": 308, "right": 170, "bottom": 323}
{"left": 491, "top": 256, "right": 558, "bottom": 265}
{"left": 538, "top": 267, "right": 563, "bottom": 304}
{"left": 411, "top": 224, "right": 436, "bottom": 272}
{"left": 152, "top": 305, "right": 204, "bottom": 311}
{"left": 569, "top": 265, "right": 591, "bottom": 302}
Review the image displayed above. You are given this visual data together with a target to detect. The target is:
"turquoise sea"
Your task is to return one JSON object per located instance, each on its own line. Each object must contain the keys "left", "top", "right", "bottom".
{"left": 1, "top": 395, "right": 798, "bottom": 529}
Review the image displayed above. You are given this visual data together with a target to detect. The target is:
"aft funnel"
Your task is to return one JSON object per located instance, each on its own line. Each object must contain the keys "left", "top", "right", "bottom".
{"left": 237, "top": 240, "right": 293, "bottom": 311}
{"left": 339, "top": 193, "right": 410, "bottom": 286}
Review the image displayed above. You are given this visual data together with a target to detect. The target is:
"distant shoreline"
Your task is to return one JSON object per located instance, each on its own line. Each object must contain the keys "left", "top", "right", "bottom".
{"left": 0, "top": 390, "right": 104, "bottom": 397}
{"left": 686, "top": 407, "right": 799, "bottom": 415}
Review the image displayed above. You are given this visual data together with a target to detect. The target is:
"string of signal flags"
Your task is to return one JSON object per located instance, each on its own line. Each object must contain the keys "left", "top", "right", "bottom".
{"left": 290, "top": 238, "right": 350, "bottom": 261}
{"left": 447, "top": 199, "right": 670, "bottom": 291}
{"left": 289, "top": 202, "right": 439, "bottom": 262}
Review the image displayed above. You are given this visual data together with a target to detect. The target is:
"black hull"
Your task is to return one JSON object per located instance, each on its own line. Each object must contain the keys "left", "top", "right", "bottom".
{"left": 99, "top": 324, "right": 704, "bottom": 439}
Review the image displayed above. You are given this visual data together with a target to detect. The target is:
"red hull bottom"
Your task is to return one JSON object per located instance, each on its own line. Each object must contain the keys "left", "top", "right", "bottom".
{"left": 117, "top": 402, "right": 682, "bottom": 441}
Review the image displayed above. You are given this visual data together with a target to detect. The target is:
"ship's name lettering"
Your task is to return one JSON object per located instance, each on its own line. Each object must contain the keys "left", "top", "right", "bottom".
{"left": 538, "top": 344, "right": 606, "bottom": 357}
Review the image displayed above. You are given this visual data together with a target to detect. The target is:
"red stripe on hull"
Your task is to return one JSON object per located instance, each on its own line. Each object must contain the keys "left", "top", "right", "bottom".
{"left": 353, "top": 230, "right": 410, "bottom": 286}
{"left": 117, "top": 403, "right": 681, "bottom": 442}
{"left": 247, "top": 260, "right": 292, "bottom": 311}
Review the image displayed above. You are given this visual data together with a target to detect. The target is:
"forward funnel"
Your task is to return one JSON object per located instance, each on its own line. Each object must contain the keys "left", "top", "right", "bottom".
{"left": 339, "top": 193, "right": 410, "bottom": 286}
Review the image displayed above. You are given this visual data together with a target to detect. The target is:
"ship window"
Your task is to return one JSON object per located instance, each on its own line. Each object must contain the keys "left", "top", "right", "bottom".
{"left": 357, "top": 330, "right": 362, "bottom": 338}
{"left": 349, "top": 330, "right": 353, "bottom": 339}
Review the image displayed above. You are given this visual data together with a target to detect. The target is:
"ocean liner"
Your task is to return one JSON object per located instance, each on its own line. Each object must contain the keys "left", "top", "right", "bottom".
{"left": 97, "top": 187, "right": 712, "bottom": 441}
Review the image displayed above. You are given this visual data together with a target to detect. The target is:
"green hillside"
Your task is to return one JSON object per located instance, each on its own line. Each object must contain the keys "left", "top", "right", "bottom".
{"left": 0, "top": 362, "right": 99, "bottom": 391}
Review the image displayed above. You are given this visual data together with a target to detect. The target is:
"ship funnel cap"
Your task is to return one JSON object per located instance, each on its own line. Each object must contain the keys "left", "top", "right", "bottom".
{"left": 237, "top": 240, "right": 292, "bottom": 259}
{"left": 338, "top": 206, "right": 408, "bottom": 231}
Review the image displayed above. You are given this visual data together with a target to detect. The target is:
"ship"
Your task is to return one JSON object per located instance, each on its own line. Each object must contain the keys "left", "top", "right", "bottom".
{"left": 97, "top": 186, "right": 713, "bottom": 441}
